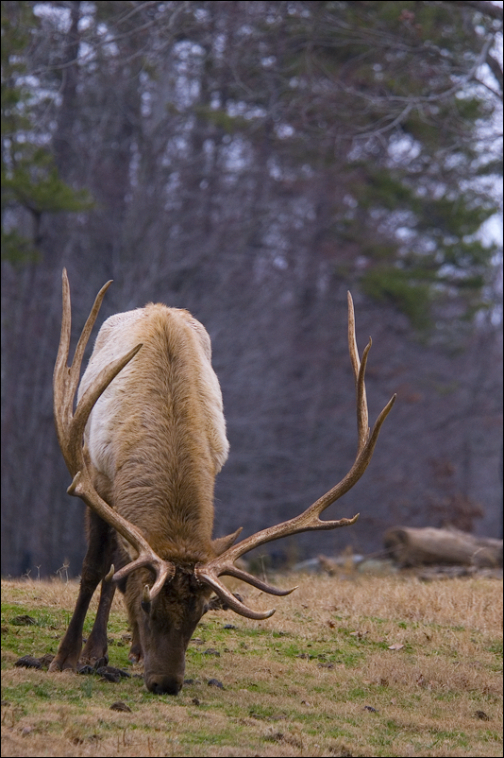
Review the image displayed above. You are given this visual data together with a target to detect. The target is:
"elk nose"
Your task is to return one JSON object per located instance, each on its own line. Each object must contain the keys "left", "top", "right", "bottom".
{"left": 147, "top": 675, "right": 183, "bottom": 695}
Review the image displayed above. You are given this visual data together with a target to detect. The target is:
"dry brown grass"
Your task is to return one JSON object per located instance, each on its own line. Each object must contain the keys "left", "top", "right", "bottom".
{"left": 1, "top": 572, "right": 502, "bottom": 757}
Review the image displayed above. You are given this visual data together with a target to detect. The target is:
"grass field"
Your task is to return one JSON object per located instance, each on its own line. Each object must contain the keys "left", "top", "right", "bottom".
{"left": 1, "top": 571, "right": 502, "bottom": 757}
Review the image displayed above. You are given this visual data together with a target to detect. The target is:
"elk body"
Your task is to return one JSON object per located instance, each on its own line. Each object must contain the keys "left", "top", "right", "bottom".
{"left": 50, "top": 270, "right": 395, "bottom": 694}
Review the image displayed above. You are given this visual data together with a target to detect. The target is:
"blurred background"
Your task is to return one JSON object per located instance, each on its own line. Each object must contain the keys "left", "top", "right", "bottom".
{"left": 1, "top": 1, "right": 502, "bottom": 578}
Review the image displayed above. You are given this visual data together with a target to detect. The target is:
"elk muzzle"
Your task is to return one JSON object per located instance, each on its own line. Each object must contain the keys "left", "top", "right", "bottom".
{"left": 142, "top": 637, "right": 187, "bottom": 695}
{"left": 145, "top": 671, "right": 185, "bottom": 695}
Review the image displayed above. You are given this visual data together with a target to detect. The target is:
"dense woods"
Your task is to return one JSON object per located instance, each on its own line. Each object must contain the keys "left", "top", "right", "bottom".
{"left": 1, "top": 0, "right": 502, "bottom": 577}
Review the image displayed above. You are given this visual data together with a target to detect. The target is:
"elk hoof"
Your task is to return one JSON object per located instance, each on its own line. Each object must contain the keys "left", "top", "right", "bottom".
{"left": 48, "top": 657, "right": 78, "bottom": 672}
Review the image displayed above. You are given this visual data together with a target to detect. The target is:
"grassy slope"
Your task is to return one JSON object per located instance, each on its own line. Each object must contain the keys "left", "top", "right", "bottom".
{"left": 1, "top": 573, "right": 502, "bottom": 757}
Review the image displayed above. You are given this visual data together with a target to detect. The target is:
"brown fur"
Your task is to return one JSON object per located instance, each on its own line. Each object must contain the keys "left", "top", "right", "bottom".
{"left": 50, "top": 289, "right": 394, "bottom": 694}
{"left": 50, "top": 304, "right": 230, "bottom": 694}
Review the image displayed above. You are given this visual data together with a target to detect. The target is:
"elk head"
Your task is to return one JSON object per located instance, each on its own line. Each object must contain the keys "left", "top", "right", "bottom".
{"left": 53, "top": 269, "right": 395, "bottom": 693}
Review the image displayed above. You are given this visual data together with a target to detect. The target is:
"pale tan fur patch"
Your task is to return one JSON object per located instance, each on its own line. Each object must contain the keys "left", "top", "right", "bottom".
{"left": 77, "top": 304, "right": 229, "bottom": 563}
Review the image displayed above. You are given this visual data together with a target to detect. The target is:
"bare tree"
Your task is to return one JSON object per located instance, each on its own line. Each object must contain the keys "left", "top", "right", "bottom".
{"left": 2, "top": 1, "right": 502, "bottom": 576}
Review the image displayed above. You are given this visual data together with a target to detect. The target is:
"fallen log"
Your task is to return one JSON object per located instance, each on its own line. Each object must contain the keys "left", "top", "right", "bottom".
{"left": 383, "top": 527, "right": 503, "bottom": 568}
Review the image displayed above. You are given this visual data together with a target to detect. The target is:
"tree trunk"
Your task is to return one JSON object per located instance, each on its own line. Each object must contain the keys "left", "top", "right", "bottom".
{"left": 384, "top": 527, "right": 503, "bottom": 568}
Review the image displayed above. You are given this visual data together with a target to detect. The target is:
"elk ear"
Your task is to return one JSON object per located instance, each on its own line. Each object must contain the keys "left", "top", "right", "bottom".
{"left": 211, "top": 528, "right": 243, "bottom": 556}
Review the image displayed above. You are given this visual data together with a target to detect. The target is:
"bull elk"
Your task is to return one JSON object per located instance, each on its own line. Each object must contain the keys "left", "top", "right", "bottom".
{"left": 49, "top": 269, "right": 395, "bottom": 694}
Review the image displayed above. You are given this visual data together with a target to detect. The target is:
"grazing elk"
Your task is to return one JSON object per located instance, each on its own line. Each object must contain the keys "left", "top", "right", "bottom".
{"left": 49, "top": 270, "right": 395, "bottom": 694}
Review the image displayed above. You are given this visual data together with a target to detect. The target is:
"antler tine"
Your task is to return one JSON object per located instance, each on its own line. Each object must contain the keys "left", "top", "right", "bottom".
{"left": 198, "top": 572, "right": 278, "bottom": 620}
{"left": 218, "top": 565, "right": 296, "bottom": 596}
{"left": 54, "top": 270, "right": 111, "bottom": 471}
{"left": 111, "top": 555, "right": 175, "bottom": 601}
{"left": 54, "top": 269, "right": 175, "bottom": 601}
{"left": 195, "top": 564, "right": 296, "bottom": 620}
{"left": 196, "top": 292, "right": 396, "bottom": 617}
{"left": 347, "top": 291, "right": 370, "bottom": 455}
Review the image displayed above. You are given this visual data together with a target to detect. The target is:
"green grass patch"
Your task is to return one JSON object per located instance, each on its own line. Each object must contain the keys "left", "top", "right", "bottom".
{"left": 1, "top": 574, "right": 502, "bottom": 757}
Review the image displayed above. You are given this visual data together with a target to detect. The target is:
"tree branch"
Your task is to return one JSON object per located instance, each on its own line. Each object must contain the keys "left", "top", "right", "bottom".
{"left": 449, "top": 1, "right": 504, "bottom": 21}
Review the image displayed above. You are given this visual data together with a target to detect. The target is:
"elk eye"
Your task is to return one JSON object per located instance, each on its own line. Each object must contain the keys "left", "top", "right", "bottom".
{"left": 141, "top": 600, "right": 151, "bottom": 614}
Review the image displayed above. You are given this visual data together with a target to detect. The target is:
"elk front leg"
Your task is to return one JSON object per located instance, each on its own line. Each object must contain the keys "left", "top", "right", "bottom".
{"left": 80, "top": 568, "right": 117, "bottom": 667}
{"left": 49, "top": 511, "right": 115, "bottom": 672}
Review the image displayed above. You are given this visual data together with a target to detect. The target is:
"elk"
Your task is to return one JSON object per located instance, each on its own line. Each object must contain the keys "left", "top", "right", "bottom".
{"left": 49, "top": 269, "right": 395, "bottom": 694}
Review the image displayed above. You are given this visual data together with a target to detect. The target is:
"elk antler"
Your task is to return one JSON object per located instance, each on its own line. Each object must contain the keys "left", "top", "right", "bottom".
{"left": 54, "top": 269, "right": 175, "bottom": 601}
{"left": 195, "top": 292, "right": 396, "bottom": 619}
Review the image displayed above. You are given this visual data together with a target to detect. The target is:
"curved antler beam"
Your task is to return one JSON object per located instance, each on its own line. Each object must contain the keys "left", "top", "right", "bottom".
{"left": 54, "top": 269, "right": 176, "bottom": 602}
{"left": 197, "top": 292, "right": 396, "bottom": 618}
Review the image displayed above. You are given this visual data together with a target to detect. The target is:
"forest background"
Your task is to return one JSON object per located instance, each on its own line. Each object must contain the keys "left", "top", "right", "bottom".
{"left": 1, "top": 0, "right": 502, "bottom": 578}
